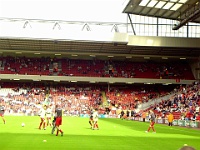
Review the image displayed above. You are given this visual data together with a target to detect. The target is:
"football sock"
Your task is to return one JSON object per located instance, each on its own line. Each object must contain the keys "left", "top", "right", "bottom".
{"left": 89, "top": 121, "right": 92, "bottom": 126}
{"left": 147, "top": 127, "right": 150, "bottom": 132}
{"left": 51, "top": 126, "right": 55, "bottom": 134}
{"left": 39, "top": 122, "right": 43, "bottom": 129}
{"left": 49, "top": 121, "right": 52, "bottom": 127}
{"left": 43, "top": 122, "right": 46, "bottom": 129}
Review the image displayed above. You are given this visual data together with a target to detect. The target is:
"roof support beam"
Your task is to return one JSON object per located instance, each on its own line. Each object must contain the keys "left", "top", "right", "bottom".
{"left": 127, "top": 13, "right": 136, "bottom": 35}
{"left": 173, "top": 2, "right": 200, "bottom": 30}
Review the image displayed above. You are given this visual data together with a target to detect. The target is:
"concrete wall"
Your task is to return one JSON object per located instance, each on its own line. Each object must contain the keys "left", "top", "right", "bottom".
{"left": 0, "top": 74, "right": 195, "bottom": 84}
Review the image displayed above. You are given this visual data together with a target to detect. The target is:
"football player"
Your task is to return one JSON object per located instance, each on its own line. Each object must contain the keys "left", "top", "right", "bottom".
{"left": 89, "top": 109, "right": 94, "bottom": 129}
{"left": 55, "top": 104, "right": 64, "bottom": 136}
{"left": 46, "top": 105, "right": 53, "bottom": 127}
{"left": 92, "top": 108, "right": 99, "bottom": 130}
{"left": 0, "top": 104, "right": 6, "bottom": 124}
{"left": 38, "top": 105, "right": 47, "bottom": 130}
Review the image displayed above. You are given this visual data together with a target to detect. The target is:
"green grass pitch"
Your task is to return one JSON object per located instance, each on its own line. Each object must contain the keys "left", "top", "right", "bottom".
{"left": 0, "top": 116, "right": 200, "bottom": 150}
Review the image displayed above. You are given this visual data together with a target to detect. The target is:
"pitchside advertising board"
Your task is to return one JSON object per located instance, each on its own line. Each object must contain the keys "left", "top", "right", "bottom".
{"left": 80, "top": 114, "right": 114, "bottom": 118}
{"left": 154, "top": 119, "right": 199, "bottom": 128}
{"left": 176, "top": 120, "right": 199, "bottom": 128}
{"left": 156, "top": 119, "right": 199, "bottom": 128}
{"left": 80, "top": 114, "right": 200, "bottom": 128}
{"left": 171, "top": 120, "right": 198, "bottom": 128}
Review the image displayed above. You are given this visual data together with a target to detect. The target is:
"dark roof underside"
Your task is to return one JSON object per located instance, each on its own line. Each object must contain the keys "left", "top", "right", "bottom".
{"left": 123, "top": 0, "right": 200, "bottom": 24}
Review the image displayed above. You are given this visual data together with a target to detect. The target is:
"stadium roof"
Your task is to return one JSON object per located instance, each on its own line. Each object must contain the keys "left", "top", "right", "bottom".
{"left": 123, "top": 0, "right": 200, "bottom": 30}
{"left": 0, "top": 36, "right": 200, "bottom": 60}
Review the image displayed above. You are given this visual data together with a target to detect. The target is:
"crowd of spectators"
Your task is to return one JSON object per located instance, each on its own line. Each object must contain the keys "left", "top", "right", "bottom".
{"left": 1, "top": 80, "right": 200, "bottom": 121}
{"left": 0, "top": 56, "right": 195, "bottom": 79}
{"left": 100, "top": 83, "right": 200, "bottom": 123}
{"left": 0, "top": 83, "right": 103, "bottom": 116}
{"left": 0, "top": 82, "right": 177, "bottom": 117}
{"left": 149, "top": 83, "right": 200, "bottom": 121}
{"left": 105, "top": 84, "right": 174, "bottom": 111}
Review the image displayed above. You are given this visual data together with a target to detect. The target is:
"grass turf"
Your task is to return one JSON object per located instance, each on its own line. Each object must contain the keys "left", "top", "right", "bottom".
{"left": 0, "top": 116, "right": 200, "bottom": 150}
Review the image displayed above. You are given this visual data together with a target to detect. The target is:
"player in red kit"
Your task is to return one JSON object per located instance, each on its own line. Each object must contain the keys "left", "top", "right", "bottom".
{"left": 55, "top": 104, "right": 64, "bottom": 136}
{"left": 145, "top": 110, "right": 156, "bottom": 133}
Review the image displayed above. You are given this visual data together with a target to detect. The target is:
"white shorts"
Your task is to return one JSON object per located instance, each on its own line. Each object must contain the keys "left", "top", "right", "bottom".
{"left": 46, "top": 114, "right": 51, "bottom": 118}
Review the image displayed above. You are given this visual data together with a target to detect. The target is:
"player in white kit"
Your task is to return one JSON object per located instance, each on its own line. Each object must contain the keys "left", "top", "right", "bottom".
{"left": 92, "top": 108, "right": 99, "bottom": 130}
{"left": 46, "top": 105, "right": 53, "bottom": 127}
{"left": 38, "top": 105, "right": 47, "bottom": 130}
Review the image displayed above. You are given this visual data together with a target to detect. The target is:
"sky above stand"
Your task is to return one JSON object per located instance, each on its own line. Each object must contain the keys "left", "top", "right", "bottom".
{"left": 0, "top": 0, "right": 127, "bottom": 22}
